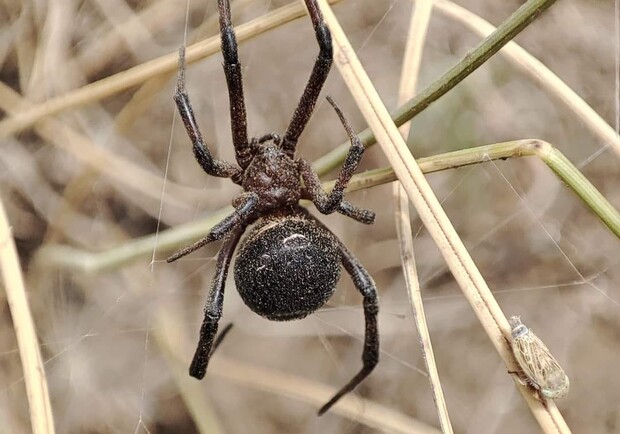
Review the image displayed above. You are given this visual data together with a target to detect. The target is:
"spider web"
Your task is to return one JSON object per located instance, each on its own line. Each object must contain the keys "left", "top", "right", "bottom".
{"left": 1, "top": 1, "right": 619, "bottom": 433}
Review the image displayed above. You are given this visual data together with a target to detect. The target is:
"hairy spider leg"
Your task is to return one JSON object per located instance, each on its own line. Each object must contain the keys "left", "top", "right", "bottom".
{"left": 325, "top": 96, "right": 375, "bottom": 223}
{"left": 336, "top": 201, "right": 375, "bottom": 225}
{"left": 189, "top": 228, "right": 244, "bottom": 379}
{"left": 282, "top": 0, "right": 333, "bottom": 156}
{"left": 218, "top": 0, "right": 251, "bottom": 168}
{"left": 166, "top": 192, "right": 258, "bottom": 263}
{"left": 318, "top": 235, "right": 380, "bottom": 416}
{"left": 174, "top": 47, "right": 242, "bottom": 179}
{"left": 298, "top": 97, "right": 375, "bottom": 224}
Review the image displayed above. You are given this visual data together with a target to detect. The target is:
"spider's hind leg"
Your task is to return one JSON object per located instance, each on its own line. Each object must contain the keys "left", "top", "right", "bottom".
{"left": 318, "top": 236, "right": 379, "bottom": 416}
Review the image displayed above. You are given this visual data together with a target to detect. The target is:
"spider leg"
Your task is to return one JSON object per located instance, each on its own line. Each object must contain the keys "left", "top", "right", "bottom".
{"left": 299, "top": 160, "right": 375, "bottom": 224}
{"left": 218, "top": 0, "right": 251, "bottom": 168}
{"left": 189, "top": 228, "right": 243, "bottom": 379}
{"left": 318, "top": 240, "right": 379, "bottom": 416}
{"left": 298, "top": 97, "right": 375, "bottom": 224}
{"left": 336, "top": 201, "right": 375, "bottom": 225}
{"left": 167, "top": 192, "right": 258, "bottom": 263}
{"left": 174, "top": 47, "right": 242, "bottom": 179}
{"left": 282, "top": 0, "right": 333, "bottom": 156}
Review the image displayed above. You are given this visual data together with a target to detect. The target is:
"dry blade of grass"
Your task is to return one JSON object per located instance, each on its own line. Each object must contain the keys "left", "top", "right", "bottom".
{"left": 76, "top": 0, "right": 203, "bottom": 79}
{"left": 315, "top": 0, "right": 571, "bottom": 432}
{"left": 0, "top": 0, "right": 344, "bottom": 140}
{"left": 90, "top": 0, "right": 156, "bottom": 59}
{"left": 433, "top": 0, "right": 620, "bottom": 158}
{"left": 394, "top": 0, "right": 454, "bottom": 432}
{"left": 0, "top": 82, "right": 198, "bottom": 224}
{"left": 0, "top": 200, "right": 55, "bottom": 434}
{"left": 114, "top": 0, "right": 256, "bottom": 132}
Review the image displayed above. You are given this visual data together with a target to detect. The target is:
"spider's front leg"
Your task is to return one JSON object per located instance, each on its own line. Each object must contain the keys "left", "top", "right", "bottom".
{"left": 190, "top": 228, "right": 244, "bottom": 379}
{"left": 217, "top": 0, "right": 251, "bottom": 168}
{"left": 167, "top": 192, "right": 258, "bottom": 263}
{"left": 282, "top": 0, "right": 333, "bottom": 155}
{"left": 174, "top": 47, "right": 242, "bottom": 180}
{"left": 319, "top": 238, "right": 379, "bottom": 416}
{"left": 299, "top": 97, "right": 375, "bottom": 224}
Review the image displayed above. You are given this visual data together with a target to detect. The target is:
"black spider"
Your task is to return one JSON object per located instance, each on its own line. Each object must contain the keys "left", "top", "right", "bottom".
{"left": 167, "top": 0, "right": 379, "bottom": 416}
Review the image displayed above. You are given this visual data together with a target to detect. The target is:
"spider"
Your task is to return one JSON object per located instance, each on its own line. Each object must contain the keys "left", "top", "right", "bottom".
{"left": 167, "top": 0, "right": 379, "bottom": 416}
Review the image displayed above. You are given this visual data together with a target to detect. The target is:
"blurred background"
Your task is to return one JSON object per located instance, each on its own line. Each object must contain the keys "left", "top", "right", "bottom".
{"left": 1, "top": 0, "right": 619, "bottom": 432}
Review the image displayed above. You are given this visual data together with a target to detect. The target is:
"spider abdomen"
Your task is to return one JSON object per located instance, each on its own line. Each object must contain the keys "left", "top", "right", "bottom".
{"left": 234, "top": 216, "right": 341, "bottom": 321}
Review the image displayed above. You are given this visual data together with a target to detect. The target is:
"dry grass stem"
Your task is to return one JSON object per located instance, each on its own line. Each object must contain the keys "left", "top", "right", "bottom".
{"left": 394, "top": 0, "right": 454, "bottom": 432}
{"left": 114, "top": 0, "right": 255, "bottom": 133}
{"left": 89, "top": 0, "right": 157, "bottom": 64}
{"left": 0, "top": 201, "right": 55, "bottom": 434}
{"left": 0, "top": 0, "right": 343, "bottom": 140}
{"left": 316, "top": 0, "right": 570, "bottom": 432}
{"left": 433, "top": 0, "right": 620, "bottom": 158}
{"left": 210, "top": 356, "right": 439, "bottom": 434}
{"left": 76, "top": 0, "right": 202, "bottom": 79}
{"left": 0, "top": 82, "right": 196, "bottom": 220}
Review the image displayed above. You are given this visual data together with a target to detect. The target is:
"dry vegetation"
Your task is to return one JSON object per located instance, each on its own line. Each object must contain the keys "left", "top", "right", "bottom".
{"left": 1, "top": 0, "right": 619, "bottom": 433}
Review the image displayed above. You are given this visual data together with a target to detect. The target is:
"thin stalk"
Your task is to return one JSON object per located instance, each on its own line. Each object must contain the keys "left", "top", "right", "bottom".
{"left": 0, "top": 201, "right": 55, "bottom": 434}
{"left": 394, "top": 0, "right": 454, "bottom": 432}
{"left": 337, "top": 140, "right": 620, "bottom": 237}
{"left": 36, "top": 207, "right": 232, "bottom": 272}
{"left": 35, "top": 140, "right": 620, "bottom": 272}
{"left": 0, "top": 82, "right": 195, "bottom": 214}
{"left": 534, "top": 141, "right": 620, "bottom": 238}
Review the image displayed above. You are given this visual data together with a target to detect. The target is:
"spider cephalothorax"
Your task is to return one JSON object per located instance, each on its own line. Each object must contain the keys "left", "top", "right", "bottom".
{"left": 167, "top": 0, "right": 379, "bottom": 416}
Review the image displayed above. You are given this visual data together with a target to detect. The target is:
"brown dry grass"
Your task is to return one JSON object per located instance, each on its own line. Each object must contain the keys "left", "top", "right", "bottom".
{"left": 1, "top": 0, "right": 619, "bottom": 433}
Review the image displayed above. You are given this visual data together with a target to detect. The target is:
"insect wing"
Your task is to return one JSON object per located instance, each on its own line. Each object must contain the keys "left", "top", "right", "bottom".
{"left": 511, "top": 325, "right": 569, "bottom": 399}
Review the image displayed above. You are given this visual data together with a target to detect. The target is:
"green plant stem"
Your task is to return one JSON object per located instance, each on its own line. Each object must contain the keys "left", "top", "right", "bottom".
{"left": 313, "top": 0, "right": 558, "bottom": 176}
{"left": 335, "top": 140, "right": 620, "bottom": 239}
{"left": 35, "top": 139, "right": 620, "bottom": 273}
{"left": 535, "top": 142, "right": 620, "bottom": 238}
